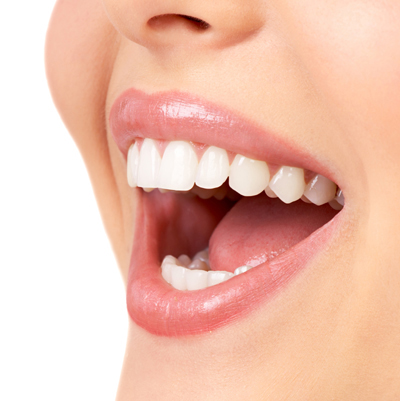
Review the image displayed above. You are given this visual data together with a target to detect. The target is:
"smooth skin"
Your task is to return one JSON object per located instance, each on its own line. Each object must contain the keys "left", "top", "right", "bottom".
{"left": 46, "top": 0, "right": 400, "bottom": 399}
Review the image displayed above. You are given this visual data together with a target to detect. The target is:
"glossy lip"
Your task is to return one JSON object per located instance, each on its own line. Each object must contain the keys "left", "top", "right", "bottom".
{"left": 110, "top": 88, "right": 338, "bottom": 183}
{"left": 109, "top": 88, "right": 343, "bottom": 337}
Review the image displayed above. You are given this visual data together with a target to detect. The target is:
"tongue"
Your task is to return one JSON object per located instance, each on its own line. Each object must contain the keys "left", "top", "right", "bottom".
{"left": 209, "top": 195, "right": 337, "bottom": 272}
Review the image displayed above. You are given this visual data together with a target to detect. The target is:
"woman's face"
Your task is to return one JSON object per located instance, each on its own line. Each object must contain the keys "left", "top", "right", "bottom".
{"left": 46, "top": 0, "right": 400, "bottom": 398}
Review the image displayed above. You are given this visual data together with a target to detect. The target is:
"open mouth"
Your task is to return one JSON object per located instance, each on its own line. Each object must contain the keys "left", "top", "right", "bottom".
{"left": 110, "top": 89, "right": 344, "bottom": 336}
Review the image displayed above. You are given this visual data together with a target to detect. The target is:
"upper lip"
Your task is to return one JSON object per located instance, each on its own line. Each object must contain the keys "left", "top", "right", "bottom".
{"left": 109, "top": 88, "right": 338, "bottom": 184}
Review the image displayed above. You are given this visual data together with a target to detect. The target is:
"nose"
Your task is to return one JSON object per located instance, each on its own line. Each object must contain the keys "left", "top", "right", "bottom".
{"left": 102, "top": 0, "right": 265, "bottom": 49}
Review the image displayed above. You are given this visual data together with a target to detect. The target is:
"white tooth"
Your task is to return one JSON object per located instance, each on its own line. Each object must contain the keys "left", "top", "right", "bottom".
{"left": 162, "top": 255, "right": 178, "bottom": 266}
{"left": 303, "top": 175, "right": 337, "bottom": 206}
{"left": 265, "top": 186, "right": 278, "bottom": 198}
{"left": 269, "top": 166, "right": 305, "bottom": 204}
{"left": 214, "top": 185, "right": 228, "bottom": 200}
{"left": 301, "top": 195, "right": 311, "bottom": 203}
{"left": 207, "top": 271, "right": 234, "bottom": 287}
{"left": 158, "top": 141, "right": 198, "bottom": 191}
{"left": 233, "top": 265, "right": 253, "bottom": 276}
{"left": 127, "top": 143, "right": 140, "bottom": 187}
{"left": 188, "top": 259, "right": 209, "bottom": 271}
{"left": 195, "top": 146, "right": 230, "bottom": 189}
{"left": 171, "top": 265, "right": 187, "bottom": 290}
{"left": 193, "top": 248, "right": 209, "bottom": 264}
{"left": 186, "top": 269, "right": 208, "bottom": 290}
{"left": 177, "top": 254, "right": 191, "bottom": 267}
{"left": 335, "top": 189, "right": 344, "bottom": 206}
{"left": 192, "top": 186, "right": 217, "bottom": 199}
{"left": 329, "top": 200, "right": 343, "bottom": 210}
{"left": 161, "top": 263, "right": 173, "bottom": 284}
{"left": 229, "top": 155, "right": 270, "bottom": 196}
{"left": 137, "top": 138, "right": 161, "bottom": 188}
{"left": 143, "top": 188, "right": 155, "bottom": 192}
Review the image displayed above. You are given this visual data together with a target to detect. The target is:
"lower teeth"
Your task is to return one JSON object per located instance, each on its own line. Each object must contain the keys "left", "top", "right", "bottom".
{"left": 161, "top": 249, "right": 253, "bottom": 291}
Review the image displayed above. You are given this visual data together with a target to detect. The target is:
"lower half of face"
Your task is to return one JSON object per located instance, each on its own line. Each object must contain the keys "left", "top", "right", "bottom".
{"left": 46, "top": 0, "right": 400, "bottom": 399}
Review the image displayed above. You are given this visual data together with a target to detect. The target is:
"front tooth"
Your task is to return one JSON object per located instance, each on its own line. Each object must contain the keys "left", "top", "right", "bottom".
{"left": 161, "top": 263, "right": 173, "bottom": 284}
{"left": 229, "top": 155, "right": 270, "bottom": 196}
{"left": 195, "top": 146, "right": 230, "bottom": 189}
{"left": 171, "top": 264, "right": 187, "bottom": 290}
{"left": 137, "top": 138, "right": 161, "bottom": 188}
{"left": 207, "top": 271, "right": 234, "bottom": 287}
{"left": 162, "top": 255, "right": 178, "bottom": 266}
{"left": 269, "top": 166, "right": 305, "bottom": 204}
{"left": 186, "top": 269, "right": 208, "bottom": 290}
{"left": 234, "top": 265, "right": 253, "bottom": 275}
{"left": 158, "top": 141, "right": 198, "bottom": 191}
{"left": 303, "top": 174, "right": 337, "bottom": 205}
{"left": 127, "top": 143, "right": 140, "bottom": 187}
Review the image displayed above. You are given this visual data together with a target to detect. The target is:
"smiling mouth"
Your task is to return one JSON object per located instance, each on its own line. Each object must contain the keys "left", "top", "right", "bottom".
{"left": 110, "top": 89, "right": 345, "bottom": 337}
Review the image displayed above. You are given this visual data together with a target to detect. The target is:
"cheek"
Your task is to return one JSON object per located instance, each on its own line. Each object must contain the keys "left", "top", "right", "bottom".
{"left": 46, "top": 0, "right": 131, "bottom": 277}
{"left": 282, "top": 1, "right": 400, "bottom": 159}
{"left": 45, "top": 0, "right": 117, "bottom": 140}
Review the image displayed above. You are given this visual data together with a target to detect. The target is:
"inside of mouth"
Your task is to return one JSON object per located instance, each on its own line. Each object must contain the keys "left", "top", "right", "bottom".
{"left": 146, "top": 182, "right": 340, "bottom": 274}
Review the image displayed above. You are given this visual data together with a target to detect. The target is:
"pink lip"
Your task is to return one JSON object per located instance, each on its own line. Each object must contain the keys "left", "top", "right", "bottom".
{"left": 110, "top": 89, "right": 335, "bottom": 180}
{"left": 109, "top": 88, "right": 342, "bottom": 337}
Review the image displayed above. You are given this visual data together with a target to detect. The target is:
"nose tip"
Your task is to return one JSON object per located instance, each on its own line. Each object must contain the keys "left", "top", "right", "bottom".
{"left": 102, "top": 0, "right": 265, "bottom": 49}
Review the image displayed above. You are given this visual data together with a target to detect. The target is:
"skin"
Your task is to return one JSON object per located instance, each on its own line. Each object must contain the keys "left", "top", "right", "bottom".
{"left": 46, "top": 0, "right": 400, "bottom": 399}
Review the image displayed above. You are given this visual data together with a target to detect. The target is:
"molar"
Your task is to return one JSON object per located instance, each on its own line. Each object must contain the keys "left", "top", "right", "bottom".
{"left": 188, "top": 259, "right": 210, "bottom": 271}
{"left": 328, "top": 200, "right": 343, "bottom": 210}
{"left": 303, "top": 174, "right": 337, "bottom": 205}
{"left": 269, "top": 166, "right": 305, "bottom": 204}
{"left": 193, "top": 249, "right": 209, "bottom": 265}
{"left": 177, "top": 254, "right": 192, "bottom": 267}
{"left": 329, "top": 188, "right": 344, "bottom": 210}
{"left": 229, "top": 154, "right": 270, "bottom": 197}
{"left": 335, "top": 189, "right": 344, "bottom": 206}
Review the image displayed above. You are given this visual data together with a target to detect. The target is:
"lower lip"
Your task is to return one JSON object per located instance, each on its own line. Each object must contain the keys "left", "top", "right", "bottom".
{"left": 126, "top": 191, "right": 342, "bottom": 337}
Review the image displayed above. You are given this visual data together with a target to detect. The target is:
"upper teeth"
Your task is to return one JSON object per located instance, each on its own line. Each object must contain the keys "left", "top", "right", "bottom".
{"left": 127, "top": 138, "right": 342, "bottom": 206}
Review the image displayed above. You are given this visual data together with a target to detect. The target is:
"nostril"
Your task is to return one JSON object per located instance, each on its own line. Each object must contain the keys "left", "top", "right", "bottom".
{"left": 148, "top": 14, "right": 211, "bottom": 32}
{"left": 179, "top": 15, "right": 210, "bottom": 30}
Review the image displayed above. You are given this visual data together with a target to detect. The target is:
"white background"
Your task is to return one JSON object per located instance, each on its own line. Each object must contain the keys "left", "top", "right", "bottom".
{"left": 0, "top": 2, "right": 127, "bottom": 400}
